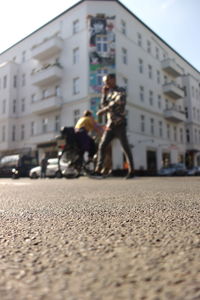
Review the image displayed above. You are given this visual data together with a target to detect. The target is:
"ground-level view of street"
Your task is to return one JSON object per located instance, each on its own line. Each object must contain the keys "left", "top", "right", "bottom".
{"left": 0, "top": 177, "right": 200, "bottom": 300}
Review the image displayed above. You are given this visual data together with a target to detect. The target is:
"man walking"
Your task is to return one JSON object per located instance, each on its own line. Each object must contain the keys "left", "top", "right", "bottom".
{"left": 94, "top": 73, "right": 134, "bottom": 179}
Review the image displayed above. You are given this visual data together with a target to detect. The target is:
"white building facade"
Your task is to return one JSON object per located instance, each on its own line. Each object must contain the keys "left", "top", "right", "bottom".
{"left": 0, "top": 0, "right": 199, "bottom": 174}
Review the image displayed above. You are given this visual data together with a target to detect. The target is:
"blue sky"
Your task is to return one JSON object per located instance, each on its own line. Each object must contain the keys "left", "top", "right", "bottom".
{"left": 0, "top": 0, "right": 199, "bottom": 71}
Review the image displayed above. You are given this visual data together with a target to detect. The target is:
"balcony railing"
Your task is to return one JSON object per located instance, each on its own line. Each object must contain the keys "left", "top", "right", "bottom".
{"left": 163, "top": 82, "right": 185, "bottom": 99}
{"left": 31, "top": 95, "right": 62, "bottom": 114}
{"left": 31, "top": 63, "right": 63, "bottom": 87}
{"left": 32, "top": 36, "right": 63, "bottom": 61}
{"left": 163, "top": 108, "right": 186, "bottom": 123}
{"left": 161, "top": 58, "right": 183, "bottom": 77}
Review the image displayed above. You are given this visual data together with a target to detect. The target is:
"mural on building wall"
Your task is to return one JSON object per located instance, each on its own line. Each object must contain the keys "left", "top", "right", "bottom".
{"left": 90, "top": 97, "right": 101, "bottom": 117}
{"left": 88, "top": 14, "right": 116, "bottom": 116}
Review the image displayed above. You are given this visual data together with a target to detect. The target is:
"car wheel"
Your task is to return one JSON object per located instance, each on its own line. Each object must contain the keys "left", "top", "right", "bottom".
{"left": 55, "top": 171, "right": 62, "bottom": 178}
{"left": 30, "top": 172, "right": 38, "bottom": 179}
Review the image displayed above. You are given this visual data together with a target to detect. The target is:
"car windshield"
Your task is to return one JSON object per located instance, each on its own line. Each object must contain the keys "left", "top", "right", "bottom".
{"left": 48, "top": 158, "right": 58, "bottom": 165}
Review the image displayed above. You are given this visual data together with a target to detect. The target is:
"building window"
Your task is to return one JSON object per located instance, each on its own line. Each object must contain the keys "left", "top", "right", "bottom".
{"left": 140, "top": 115, "right": 145, "bottom": 133}
{"left": 21, "top": 124, "right": 25, "bottom": 140}
{"left": 192, "top": 86, "right": 195, "bottom": 98}
{"left": 139, "top": 86, "right": 144, "bottom": 102}
{"left": 31, "top": 94, "right": 36, "bottom": 103}
{"left": 22, "top": 74, "right": 26, "bottom": 86}
{"left": 13, "top": 75, "right": 17, "bottom": 88}
{"left": 55, "top": 115, "right": 60, "bottom": 132}
{"left": 137, "top": 33, "right": 142, "bottom": 47}
{"left": 96, "top": 36, "right": 108, "bottom": 54}
{"left": 165, "top": 99, "right": 169, "bottom": 109}
{"left": 180, "top": 128, "right": 183, "bottom": 144}
{"left": 199, "top": 130, "right": 200, "bottom": 144}
{"left": 121, "top": 19, "right": 126, "bottom": 35}
{"left": 97, "top": 69, "right": 108, "bottom": 86}
{"left": 197, "top": 109, "right": 200, "bottom": 122}
{"left": 147, "top": 40, "right": 151, "bottom": 54}
{"left": 185, "top": 107, "right": 188, "bottom": 118}
{"left": 13, "top": 99, "right": 17, "bottom": 114}
{"left": 2, "top": 125, "right": 5, "bottom": 142}
{"left": 193, "top": 107, "right": 196, "bottom": 119}
{"left": 21, "top": 98, "right": 25, "bottom": 112}
{"left": 73, "top": 19, "right": 79, "bottom": 34}
{"left": 155, "top": 47, "right": 160, "bottom": 59}
{"left": 55, "top": 85, "right": 61, "bottom": 97}
{"left": 2, "top": 99, "right": 6, "bottom": 114}
{"left": 167, "top": 124, "right": 170, "bottom": 140}
{"left": 122, "top": 48, "right": 127, "bottom": 64}
{"left": 73, "top": 77, "right": 80, "bottom": 95}
{"left": 31, "top": 121, "right": 35, "bottom": 136}
{"left": 74, "top": 109, "right": 80, "bottom": 125}
{"left": 139, "top": 58, "right": 143, "bottom": 74}
{"left": 156, "top": 70, "right": 160, "bottom": 84}
{"left": 149, "top": 90, "right": 153, "bottom": 106}
{"left": 148, "top": 65, "right": 153, "bottom": 79}
{"left": 150, "top": 118, "right": 154, "bottom": 135}
{"left": 42, "top": 118, "right": 48, "bottom": 133}
{"left": 163, "top": 52, "right": 167, "bottom": 59}
{"left": 159, "top": 121, "right": 163, "bottom": 137}
{"left": 195, "top": 128, "right": 198, "bottom": 143}
{"left": 22, "top": 51, "right": 26, "bottom": 63}
{"left": 42, "top": 89, "right": 49, "bottom": 99}
{"left": 122, "top": 77, "right": 128, "bottom": 93}
{"left": 73, "top": 47, "right": 79, "bottom": 64}
{"left": 186, "top": 129, "right": 190, "bottom": 143}
{"left": 158, "top": 95, "right": 162, "bottom": 109}
{"left": 12, "top": 125, "right": 16, "bottom": 141}
{"left": 173, "top": 126, "right": 177, "bottom": 142}
{"left": 3, "top": 76, "right": 7, "bottom": 89}
{"left": 196, "top": 88, "right": 199, "bottom": 100}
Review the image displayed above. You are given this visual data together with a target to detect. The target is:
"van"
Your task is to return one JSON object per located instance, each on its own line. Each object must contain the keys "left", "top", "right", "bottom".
{"left": 0, "top": 154, "right": 38, "bottom": 178}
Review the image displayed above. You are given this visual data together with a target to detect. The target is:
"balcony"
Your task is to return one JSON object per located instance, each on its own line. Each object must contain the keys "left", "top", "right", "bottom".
{"left": 164, "top": 108, "right": 186, "bottom": 123}
{"left": 163, "top": 82, "right": 184, "bottom": 99}
{"left": 32, "top": 36, "right": 63, "bottom": 61}
{"left": 31, "top": 95, "right": 62, "bottom": 114}
{"left": 32, "top": 64, "right": 63, "bottom": 87}
{"left": 161, "top": 58, "right": 183, "bottom": 77}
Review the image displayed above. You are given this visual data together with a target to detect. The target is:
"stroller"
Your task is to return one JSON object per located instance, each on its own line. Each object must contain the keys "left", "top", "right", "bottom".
{"left": 57, "top": 127, "right": 96, "bottom": 178}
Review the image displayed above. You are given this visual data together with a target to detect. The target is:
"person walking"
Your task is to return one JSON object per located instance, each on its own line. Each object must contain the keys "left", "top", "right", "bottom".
{"left": 40, "top": 155, "right": 48, "bottom": 178}
{"left": 94, "top": 73, "right": 135, "bottom": 179}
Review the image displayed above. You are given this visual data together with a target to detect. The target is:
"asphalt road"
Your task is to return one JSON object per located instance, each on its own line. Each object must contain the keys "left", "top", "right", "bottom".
{"left": 0, "top": 176, "right": 200, "bottom": 300}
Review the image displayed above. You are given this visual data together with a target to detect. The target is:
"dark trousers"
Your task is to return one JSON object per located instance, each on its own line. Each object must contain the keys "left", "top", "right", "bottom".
{"left": 76, "top": 129, "right": 96, "bottom": 158}
{"left": 96, "top": 124, "right": 134, "bottom": 172}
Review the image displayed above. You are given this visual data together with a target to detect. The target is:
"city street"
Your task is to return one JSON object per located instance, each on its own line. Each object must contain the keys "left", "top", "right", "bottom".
{"left": 0, "top": 176, "right": 200, "bottom": 300}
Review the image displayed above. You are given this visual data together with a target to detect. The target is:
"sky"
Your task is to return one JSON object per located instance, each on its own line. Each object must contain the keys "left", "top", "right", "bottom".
{"left": 0, "top": 0, "right": 199, "bottom": 72}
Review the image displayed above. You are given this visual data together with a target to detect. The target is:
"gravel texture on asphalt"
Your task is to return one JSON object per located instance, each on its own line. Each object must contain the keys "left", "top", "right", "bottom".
{"left": 0, "top": 177, "right": 200, "bottom": 300}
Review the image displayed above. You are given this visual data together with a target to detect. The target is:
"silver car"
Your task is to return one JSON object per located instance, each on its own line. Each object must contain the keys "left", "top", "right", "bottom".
{"left": 29, "top": 158, "right": 62, "bottom": 179}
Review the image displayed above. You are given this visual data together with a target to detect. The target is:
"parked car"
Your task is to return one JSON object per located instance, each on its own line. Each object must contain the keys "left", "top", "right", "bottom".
{"left": 158, "top": 163, "right": 187, "bottom": 176}
{"left": 0, "top": 154, "right": 38, "bottom": 178}
{"left": 29, "top": 158, "right": 62, "bottom": 179}
{"left": 187, "top": 166, "right": 200, "bottom": 176}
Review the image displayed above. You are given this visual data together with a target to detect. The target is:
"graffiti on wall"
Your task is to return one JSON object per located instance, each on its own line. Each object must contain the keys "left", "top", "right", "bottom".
{"left": 88, "top": 14, "right": 116, "bottom": 98}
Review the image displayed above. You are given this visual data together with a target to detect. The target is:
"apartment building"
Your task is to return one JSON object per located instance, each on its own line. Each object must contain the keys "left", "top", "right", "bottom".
{"left": 0, "top": 0, "right": 199, "bottom": 173}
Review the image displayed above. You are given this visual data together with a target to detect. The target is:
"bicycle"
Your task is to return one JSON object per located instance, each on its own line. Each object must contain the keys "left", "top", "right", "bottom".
{"left": 57, "top": 127, "right": 96, "bottom": 179}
